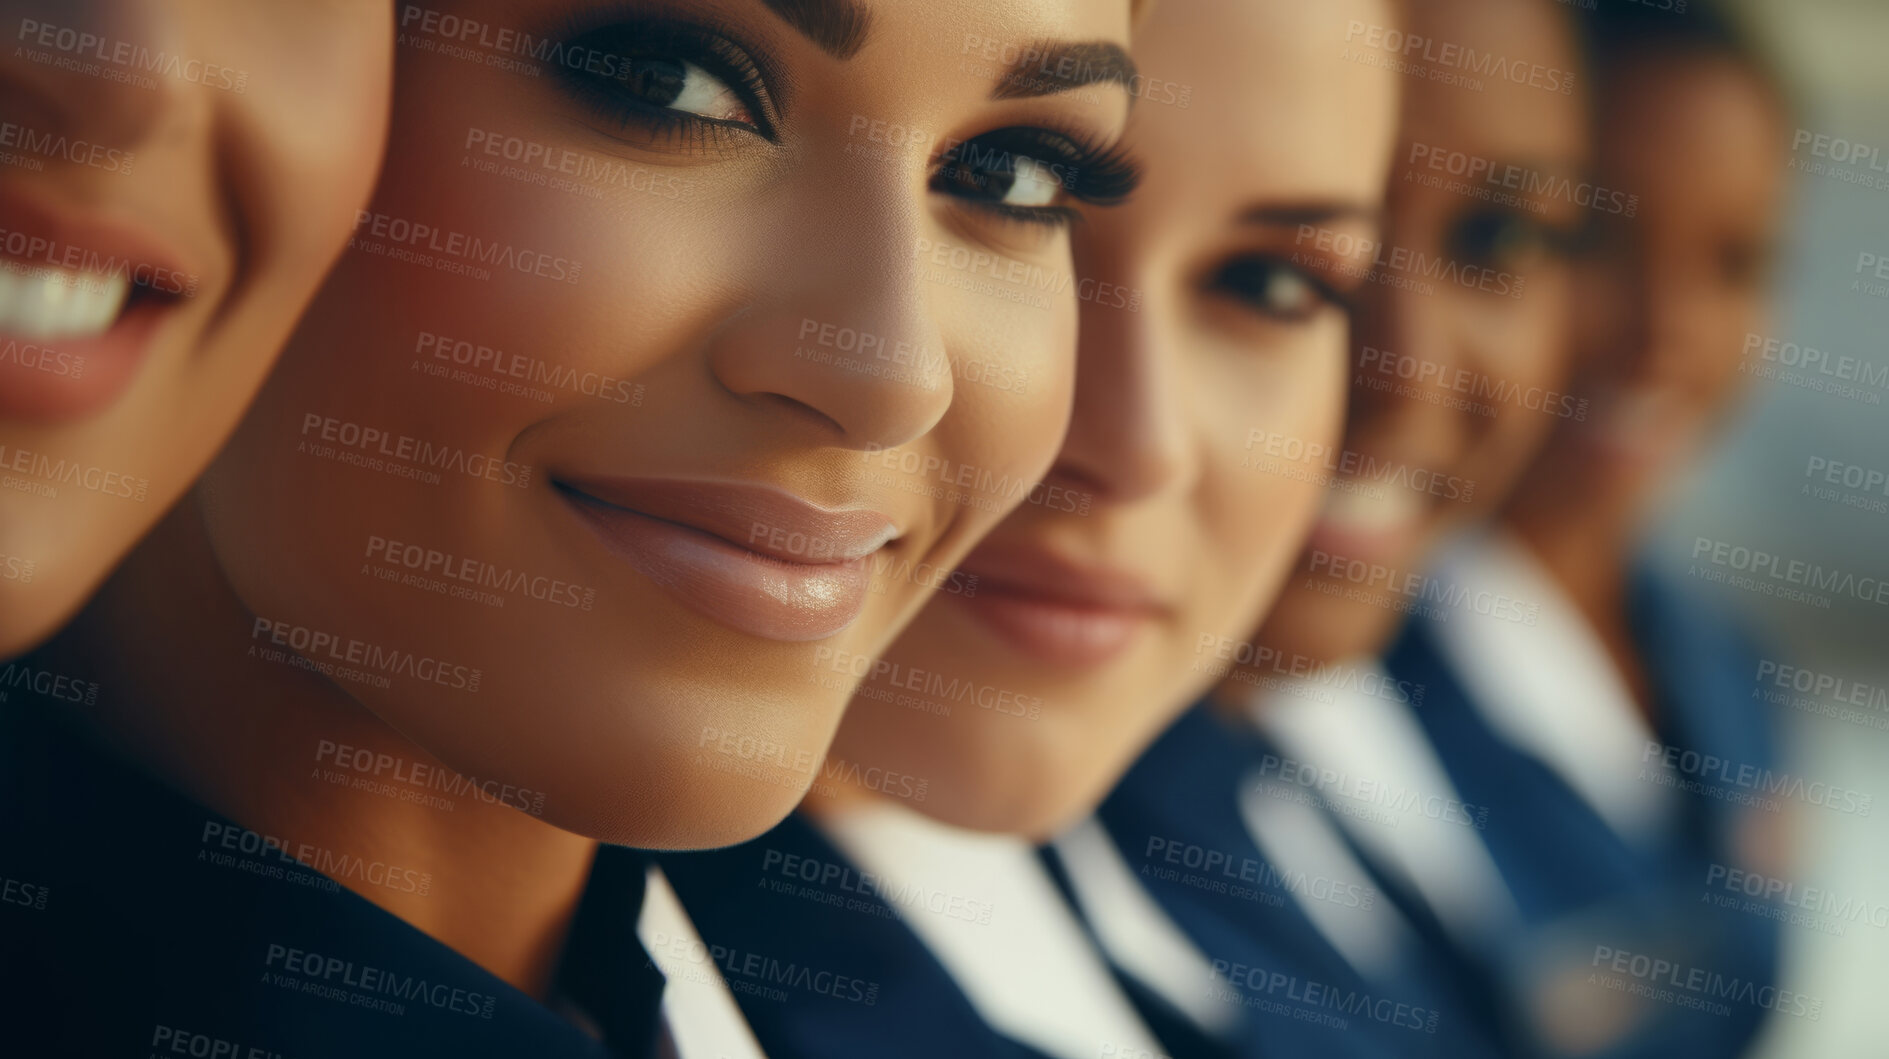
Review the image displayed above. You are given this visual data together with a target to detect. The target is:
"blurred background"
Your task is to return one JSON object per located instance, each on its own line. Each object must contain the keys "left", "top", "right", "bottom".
{"left": 1653, "top": 1, "right": 1889, "bottom": 1053}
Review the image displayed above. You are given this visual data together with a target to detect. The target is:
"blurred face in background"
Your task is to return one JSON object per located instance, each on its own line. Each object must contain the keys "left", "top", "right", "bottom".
{"left": 824, "top": 0, "right": 1401, "bottom": 839}
{"left": 1249, "top": 0, "right": 1589, "bottom": 668}
{"left": 0, "top": 0, "right": 391, "bottom": 655}
{"left": 191, "top": 0, "right": 1138, "bottom": 849}
{"left": 1507, "top": 51, "right": 1788, "bottom": 531}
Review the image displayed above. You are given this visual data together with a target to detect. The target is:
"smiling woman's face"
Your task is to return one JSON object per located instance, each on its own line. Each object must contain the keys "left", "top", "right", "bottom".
{"left": 196, "top": 0, "right": 1135, "bottom": 848}
{"left": 0, "top": 0, "right": 391, "bottom": 656}
{"left": 822, "top": 0, "right": 1401, "bottom": 838}
{"left": 1253, "top": 0, "right": 1589, "bottom": 668}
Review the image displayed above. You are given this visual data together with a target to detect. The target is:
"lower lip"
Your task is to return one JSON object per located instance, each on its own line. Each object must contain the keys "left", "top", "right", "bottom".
{"left": 956, "top": 590, "right": 1153, "bottom": 668}
{"left": 561, "top": 490, "right": 874, "bottom": 642}
{"left": 0, "top": 296, "right": 168, "bottom": 423}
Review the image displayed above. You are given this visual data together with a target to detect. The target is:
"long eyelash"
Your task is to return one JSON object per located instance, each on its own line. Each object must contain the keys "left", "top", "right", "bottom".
{"left": 548, "top": 14, "right": 779, "bottom": 143}
{"left": 944, "top": 126, "right": 1144, "bottom": 208}
{"left": 931, "top": 128, "right": 1142, "bottom": 233}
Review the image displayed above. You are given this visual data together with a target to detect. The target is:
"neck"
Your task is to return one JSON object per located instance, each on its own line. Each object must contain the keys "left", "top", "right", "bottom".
{"left": 1500, "top": 495, "right": 1660, "bottom": 726}
{"left": 1502, "top": 493, "right": 1638, "bottom": 629}
{"left": 38, "top": 500, "right": 598, "bottom": 998}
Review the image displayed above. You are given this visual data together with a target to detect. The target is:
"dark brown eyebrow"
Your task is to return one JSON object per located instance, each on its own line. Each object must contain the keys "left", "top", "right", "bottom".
{"left": 991, "top": 41, "right": 1138, "bottom": 102}
{"left": 759, "top": 0, "right": 874, "bottom": 61}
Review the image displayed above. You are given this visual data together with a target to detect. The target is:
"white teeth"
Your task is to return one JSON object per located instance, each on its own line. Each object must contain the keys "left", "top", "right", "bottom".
{"left": 0, "top": 264, "right": 131, "bottom": 340}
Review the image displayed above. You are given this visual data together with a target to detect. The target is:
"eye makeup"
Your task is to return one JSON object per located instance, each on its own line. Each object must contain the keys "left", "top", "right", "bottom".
{"left": 539, "top": 4, "right": 1143, "bottom": 226}
{"left": 932, "top": 126, "right": 1143, "bottom": 228}
{"left": 550, "top": 15, "right": 781, "bottom": 149}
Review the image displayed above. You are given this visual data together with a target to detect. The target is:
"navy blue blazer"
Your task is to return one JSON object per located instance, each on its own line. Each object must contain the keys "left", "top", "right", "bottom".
{"left": 1372, "top": 569, "right": 1785, "bottom": 1058}
{"left": 0, "top": 701, "right": 667, "bottom": 1058}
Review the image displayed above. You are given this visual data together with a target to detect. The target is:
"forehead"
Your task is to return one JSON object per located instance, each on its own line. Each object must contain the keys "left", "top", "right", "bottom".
{"left": 1130, "top": 0, "right": 1400, "bottom": 204}
{"left": 1603, "top": 58, "right": 1787, "bottom": 222}
{"left": 1400, "top": 0, "right": 1587, "bottom": 167}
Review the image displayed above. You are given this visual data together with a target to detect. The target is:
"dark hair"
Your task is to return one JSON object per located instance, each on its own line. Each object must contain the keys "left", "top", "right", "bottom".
{"left": 1580, "top": 0, "right": 1793, "bottom": 118}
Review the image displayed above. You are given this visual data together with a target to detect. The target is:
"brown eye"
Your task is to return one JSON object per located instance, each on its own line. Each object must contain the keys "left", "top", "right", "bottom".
{"left": 607, "top": 57, "right": 753, "bottom": 126}
{"left": 1215, "top": 258, "right": 1335, "bottom": 323}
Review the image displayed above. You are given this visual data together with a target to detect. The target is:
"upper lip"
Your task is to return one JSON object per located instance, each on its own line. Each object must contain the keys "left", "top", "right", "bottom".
{"left": 553, "top": 475, "right": 901, "bottom": 564}
{"left": 960, "top": 546, "right": 1169, "bottom": 613}
{"left": 0, "top": 185, "right": 197, "bottom": 296}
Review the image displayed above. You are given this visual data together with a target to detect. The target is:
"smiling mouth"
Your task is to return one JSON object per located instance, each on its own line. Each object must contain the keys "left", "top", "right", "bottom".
{"left": 0, "top": 191, "right": 195, "bottom": 423}
{"left": 552, "top": 476, "right": 901, "bottom": 643}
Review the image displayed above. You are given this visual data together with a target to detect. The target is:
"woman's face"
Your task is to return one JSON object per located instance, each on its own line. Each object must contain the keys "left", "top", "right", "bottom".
{"left": 1511, "top": 54, "right": 1787, "bottom": 525}
{"left": 0, "top": 0, "right": 391, "bottom": 655}
{"left": 822, "top": 0, "right": 1401, "bottom": 838}
{"left": 199, "top": 0, "right": 1137, "bottom": 849}
{"left": 1253, "top": 0, "right": 1589, "bottom": 666}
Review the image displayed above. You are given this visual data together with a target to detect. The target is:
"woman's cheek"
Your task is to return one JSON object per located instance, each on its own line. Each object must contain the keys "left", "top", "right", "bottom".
{"left": 940, "top": 284, "right": 1079, "bottom": 507}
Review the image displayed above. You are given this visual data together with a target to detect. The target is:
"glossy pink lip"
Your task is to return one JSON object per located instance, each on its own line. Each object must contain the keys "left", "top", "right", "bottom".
{"left": 554, "top": 476, "right": 901, "bottom": 642}
{"left": 953, "top": 546, "right": 1168, "bottom": 668}
{"left": 0, "top": 186, "right": 197, "bottom": 423}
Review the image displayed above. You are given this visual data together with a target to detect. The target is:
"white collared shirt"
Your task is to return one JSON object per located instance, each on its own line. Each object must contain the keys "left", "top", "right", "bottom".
{"left": 816, "top": 802, "right": 1172, "bottom": 1059}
